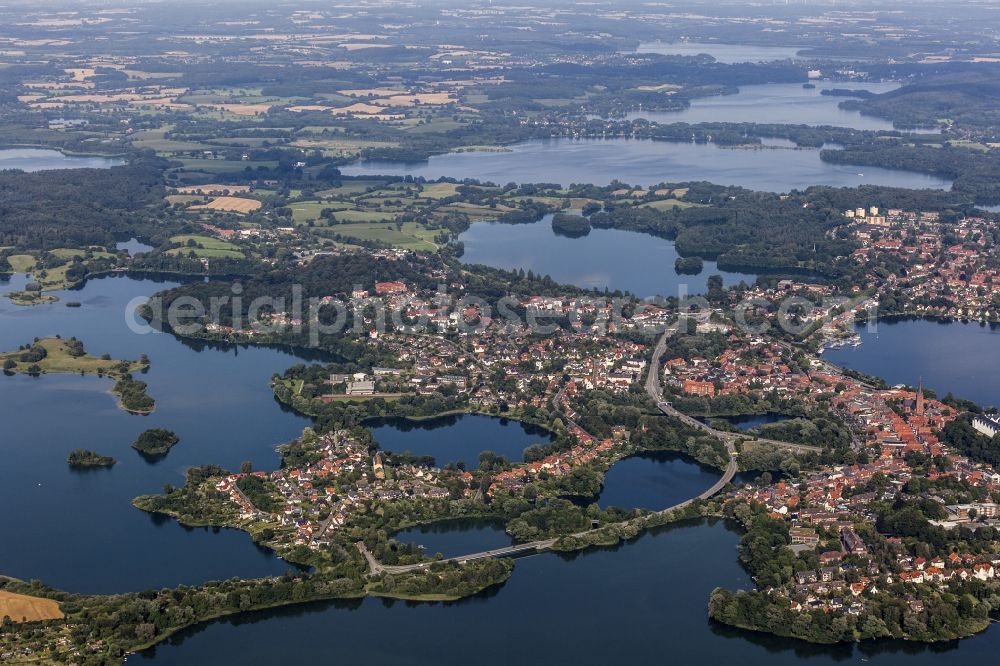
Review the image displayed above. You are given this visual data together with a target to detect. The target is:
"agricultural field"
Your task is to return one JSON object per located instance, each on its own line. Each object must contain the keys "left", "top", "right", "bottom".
{"left": 191, "top": 196, "right": 262, "bottom": 213}
{"left": 174, "top": 158, "right": 278, "bottom": 175}
{"left": 315, "top": 180, "right": 388, "bottom": 197}
{"left": 290, "top": 137, "right": 398, "bottom": 157}
{"left": 640, "top": 198, "right": 703, "bottom": 211}
{"left": 167, "top": 235, "right": 245, "bottom": 259}
{"left": 405, "top": 119, "right": 466, "bottom": 133}
{"left": 290, "top": 201, "right": 349, "bottom": 224}
{"left": 330, "top": 209, "right": 398, "bottom": 223}
{"left": 131, "top": 128, "right": 212, "bottom": 153}
{"left": 166, "top": 194, "right": 207, "bottom": 206}
{"left": 420, "top": 182, "right": 461, "bottom": 199}
{"left": 320, "top": 222, "right": 439, "bottom": 250}
{"left": 0, "top": 590, "right": 63, "bottom": 624}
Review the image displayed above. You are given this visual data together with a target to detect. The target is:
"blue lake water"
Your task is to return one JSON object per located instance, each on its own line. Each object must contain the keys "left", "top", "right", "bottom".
{"left": 0, "top": 148, "right": 125, "bottom": 171}
{"left": 635, "top": 41, "right": 804, "bottom": 63}
{"left": 699, "top": 413, "right": 792, "bottom": 431}
{"left": 0, "top": 275, "right": 315, "bottom": 593}
{"left": 392, "top": 519, "right": 512, "bottom": 559}
{"left": 626, "top": 81, "right": 902, "bottom": 131}
{"left": 342, "top": 138, "right": 953, "bottom": 192}
{"left": 139, "top": 516, "right": 1000, "bottom": 665}
{"left": 824, "top": 320, "right": 1000, "bottom": 408}
{"left": 458, "top": 214, "right": 756, "bottom": 298}
{"left": 5, "top": 279, "right": 1000, "bottom": 660}
{"left": 367, "top": 414, "right": 554, "bottom": 468}
{"left": 395, "top": 450, "right": 733, "bottom": 554}
{"left": 116, "top": 237, "right": 155, "bottom": 255}
{"left": 596, "top": 452, "right": 722, "bottom": 511}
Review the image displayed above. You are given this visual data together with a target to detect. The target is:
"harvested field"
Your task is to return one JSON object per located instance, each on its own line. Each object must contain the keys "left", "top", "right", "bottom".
{"left": 192, "top": 196, "right": 262, "bottom": 213}
{"left": 65, "top": 67, "right": 96, "bottom": 81}
{"left": 0, "top": 590, "right": 64, "bottom": 623}
{"left": 330, "top": 102, "right": 383, "bottom": 115}
{"left": 205, "top": 103, "right": 273, "bottom": 116}
{"left": 377, "top": 92, "right": 456, "bottom": 107}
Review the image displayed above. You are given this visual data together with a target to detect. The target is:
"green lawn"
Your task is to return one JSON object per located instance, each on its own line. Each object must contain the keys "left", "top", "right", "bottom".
{"left": 167, "top": 234, "right": 245, "bottom": 259}
{"left": 333, "top": 209, "right": 398, "bottom": 223}
{"left": 315, "top": 180, "right": 388, "bottom": 197}
{"left": 6, "top": 257, "right": 80, "bottom": 291}
{"left": 322, "top": 222, "right": 438, "bottom": 250}
{"left": 436, "top": 202, "right": 515, "bottom": 221}
{"left": 421, "top": 182, "right": 460, "bottom": 199}
{"left": 131, "top": 128, "right": 213, "bottom": 153}
{"left": 49, "top": 248, "right": 115, "bottom": 260}
{"left": 405, "top": 119, "right": 465, "bottom": 133}
{"left": 7, "top": 255, "right": 36, "bottom": 273}
{"left": 176, "top": 158, "right": 277, "bottom": 174}
{"left": 291, "top": 201, "right": 381, "bottom": 224}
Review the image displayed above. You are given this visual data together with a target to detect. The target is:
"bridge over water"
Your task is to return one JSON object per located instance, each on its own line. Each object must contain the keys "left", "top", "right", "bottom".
{"left": 358, "top": 325, "right": 819, "bottom": 575}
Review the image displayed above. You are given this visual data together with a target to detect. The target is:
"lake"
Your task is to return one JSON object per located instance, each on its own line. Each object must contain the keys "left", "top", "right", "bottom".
{"left": 626, "top": 82, "right": 902, "bottom": 131}
{"left": 367, "top": 414, "right": 554, "bottom": 468}
{"left": 342, "top": 138, "right": 953, "bottom": 192}
{"left": 392, "top": 519, "right": 512, "bottom": 559}
{"left": 138, "top": 517, "right": 1000, "bottom": 665}
{"left": 596, "top": 452, "right": 723, "bottom": 511}
{"left": 458, "top": 214, "right": 756, "bottom": 298}
{"left": 0, "top": 275, "right": 316, "bottom": 593}
{"left": 394, "top": 453, "right": 732, "bottom": 555}
{"left": 0, "top": 148, "right": 125, "bottom": 171}
{"left": 699, "top": 413, "right": 792, "bottom": 431}
{"left": 635, "top": 41, "right": 803, "bottom": 63}
{"left": 824, "top": 320, "right": 1000, "bottom": 408}
{"left": 7, "top": 282, "right": 1000, "bottom": 662}
{"left": 116, "top": 237, "right": 155, "bottom": 255}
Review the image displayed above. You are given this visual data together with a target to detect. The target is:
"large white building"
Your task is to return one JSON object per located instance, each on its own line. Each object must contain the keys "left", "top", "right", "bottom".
{"left": 973, "top": 414, "right": 1000, "bottom": 438}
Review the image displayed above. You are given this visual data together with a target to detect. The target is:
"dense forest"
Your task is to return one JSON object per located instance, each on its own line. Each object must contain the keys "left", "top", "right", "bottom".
{"left": 821, "top": 142, "right": 1000, "bottom": 204}
{"left": 939, "top": 415, "right": 1000, "bottom": 467}
{"left": 845, "top": 68, "right": 1000, "bottom": 133}
{"left": 0, "top": 156, "right": 167, "bottom": 249}
{"left": 589, "top": 187, "right": 856, "bottom": 276}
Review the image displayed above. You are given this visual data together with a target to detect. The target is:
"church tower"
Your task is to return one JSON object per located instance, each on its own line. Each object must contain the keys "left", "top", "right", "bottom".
{"left": 915, "top": 378, "right": 925, "bottom": 416}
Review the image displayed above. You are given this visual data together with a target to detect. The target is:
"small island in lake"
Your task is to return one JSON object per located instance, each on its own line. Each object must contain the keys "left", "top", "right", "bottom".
{"left": 67, "top": 449, "right": 116, "bottom": 468}
{"left": 113, "top": 376, "right": 156, "bottom": 414}
{"left": 0, "top": 337, "right": 148, "bottom": 378}
{"left": 7, "top": 289, "right": 58, "bottom": 306}
{"left": 674, "top": 255, "right": 704, "bottom": 274}
{"left": 550, "top": 213, "right": 591, "bottom": 238}
{"left": 1, "top": 337, "right": 153, "bottom": 413}
{"left": 132, "top": 428, "right": 179, "bottom": 458}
